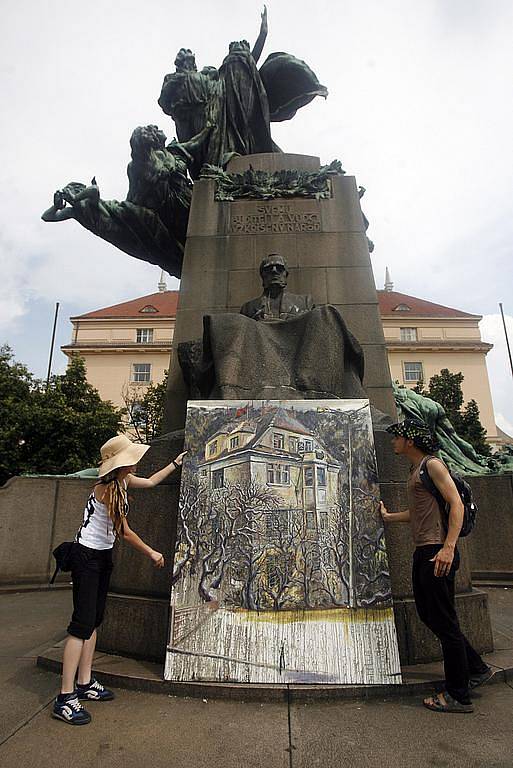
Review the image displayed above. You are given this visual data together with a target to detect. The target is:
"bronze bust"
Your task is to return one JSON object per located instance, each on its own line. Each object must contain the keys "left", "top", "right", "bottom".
{"left": 240, "top": 254, "right": 314, "bottom": 321}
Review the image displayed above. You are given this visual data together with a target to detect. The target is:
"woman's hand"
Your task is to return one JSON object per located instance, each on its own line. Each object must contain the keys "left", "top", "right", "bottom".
{"left": 380, "top": 501, "right": 392, "bottom": 522}
{"left": 174, "top": 451, "right": 187, "bottom": 467}
{"left": 150, "top": 550, "right": 165, "bottom": 568}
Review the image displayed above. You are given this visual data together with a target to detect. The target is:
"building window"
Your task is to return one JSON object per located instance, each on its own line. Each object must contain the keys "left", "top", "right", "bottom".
{"left": 131, "top": 363, "right": 151, "bottom": 383}
{"left": 140, "top": 305, "right": 158, "bottom": 313}
{"left": 212, "top": 469, "right": 224, "bottom": 489}
{"left": 404, "top": 362, "right": 424, "bottom": 382}
{"left": 305, "top": 439, "right": 313, "bottom": 452}
{"left": 400, "top": 327, "right": 417, "bottom": 342}
{"left": 200, "top": 469, "right": 207, "bottom": 477}
{"left": 208, "top": 440, "right": 218, "bottom": 456}
{"left": 136, "top": 328, "right": 154, "bottom": 343}
{"left": 393, "top": 304, "right": 411, "bottom": 311}
{"left": 288, "top": 436, "right": 298, "bottom": 453}
{"left": 320, "top": 512, "right": 328, "bottom": 530}
{"left": 267, "top": 463, "right": 290, "bottom": 485}
{"left": 273, "top": 433, "right": 284, "bottom": 450}
{"left": 230, "top": 436, "right": 240, "bottom": 450}
{"left": 304, "top": 467, "right": 314, "bottom": 487}
{"left": 316, "top": 466, "right": 327, "bottom": 486}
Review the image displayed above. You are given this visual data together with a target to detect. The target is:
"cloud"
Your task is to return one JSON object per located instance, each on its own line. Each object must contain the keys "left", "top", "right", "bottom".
{"left": 480, "top": 313, "right": 513, "bottom": 429}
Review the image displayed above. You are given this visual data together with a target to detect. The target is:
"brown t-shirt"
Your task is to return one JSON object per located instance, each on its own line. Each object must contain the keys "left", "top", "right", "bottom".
{"left": 407, "top": 457, "right": 444, "bottom": 547}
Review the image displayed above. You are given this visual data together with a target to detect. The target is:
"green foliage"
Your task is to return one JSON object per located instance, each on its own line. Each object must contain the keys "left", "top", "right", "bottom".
{"left": 427, "top": 369, "right": 464, "bottom": 426}
{"left": 123, "top": 370, "right": 168, "bottom": 443}
{"left": 0, "top": 348, "right": 123, "bottom": 485}
{"left": 460, "top": 399, "right": 491, "bottom": 456}
{"left": 422, "top": 368, "right": 491, "bottom": 456}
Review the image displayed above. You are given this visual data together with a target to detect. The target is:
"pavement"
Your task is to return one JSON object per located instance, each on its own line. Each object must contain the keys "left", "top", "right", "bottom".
{"left": 1, "top": 586, "right": 513, "bottom": 768}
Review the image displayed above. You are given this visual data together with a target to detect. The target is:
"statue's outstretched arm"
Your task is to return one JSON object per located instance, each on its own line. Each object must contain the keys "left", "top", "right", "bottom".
{"left": 251, "top": 5, "right": 268, "bottom": 64}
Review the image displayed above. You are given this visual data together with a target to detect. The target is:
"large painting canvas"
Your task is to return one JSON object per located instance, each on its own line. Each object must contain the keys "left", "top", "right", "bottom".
{"left": 165, "top": 400, "right": 401, "bottom": 685}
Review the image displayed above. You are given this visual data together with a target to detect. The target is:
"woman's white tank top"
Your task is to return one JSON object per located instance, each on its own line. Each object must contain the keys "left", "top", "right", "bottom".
{"left": 75, "top": 482, "right": 128, "bottom": 550}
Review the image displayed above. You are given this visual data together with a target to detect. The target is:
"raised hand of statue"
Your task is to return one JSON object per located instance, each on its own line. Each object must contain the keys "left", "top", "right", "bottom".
{"left": 261, "top": 5, "right": 268, "bottom": 34}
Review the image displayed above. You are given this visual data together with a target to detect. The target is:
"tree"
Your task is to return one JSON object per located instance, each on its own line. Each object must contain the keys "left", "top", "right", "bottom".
{"left": 427, "top": 369, "right": 464, "bottom": 427}
{"left": 0, "top": 349, "right": 124, "bottom": 485}
{"left": 460, "top": 399, "right": 491, "bottom": 456}
{"left": 122, "top": 370, "right": 168, "bottom": 443}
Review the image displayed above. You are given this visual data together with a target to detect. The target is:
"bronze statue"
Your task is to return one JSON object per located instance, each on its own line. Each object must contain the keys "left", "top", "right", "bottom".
{"left": 158, "top": 7, "right": 328, "bottom": 178}
{"left": 240, "top": 254, "right": 314, "bottom": 321}
{"left": 41, "top": 125, "right": 210, "bottom": 277}
{"left": 179, "top": 253, "right": 367, "bottom": 402}
{"left": 392, "top": 384, "right": 503, "bottom": 475}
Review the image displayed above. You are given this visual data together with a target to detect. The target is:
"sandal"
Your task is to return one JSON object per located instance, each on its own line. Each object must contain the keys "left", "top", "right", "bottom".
{"left": 423, "top": 692, "right": 474, "bottom": 713}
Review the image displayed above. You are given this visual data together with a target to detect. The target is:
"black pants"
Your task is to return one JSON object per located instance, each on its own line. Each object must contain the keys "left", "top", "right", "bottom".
{"left": 68, "top": 544, "right": 113, "bottom": 640}
{"left": 412, "top": 544, "right": 487, "bottom": 704}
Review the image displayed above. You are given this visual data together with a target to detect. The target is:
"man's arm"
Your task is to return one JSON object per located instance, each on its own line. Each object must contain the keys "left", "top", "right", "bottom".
{"left": 427, "top": 459, "right": 464, "bottom": 577}
{"left": 380, "top": 502, "right": 410, "bottom": 523}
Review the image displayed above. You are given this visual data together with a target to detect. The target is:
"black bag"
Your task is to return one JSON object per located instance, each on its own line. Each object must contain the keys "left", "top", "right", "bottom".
{"left": 50, "top": 541, "right": 75, "bottom": 584}
{"left": 419, "top": 457, "right": 477, "bottom": 537}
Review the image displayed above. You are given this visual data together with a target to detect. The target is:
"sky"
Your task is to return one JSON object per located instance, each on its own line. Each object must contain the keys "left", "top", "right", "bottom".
{"left": 1, "top": 0, "right": 512, "bottom": 433}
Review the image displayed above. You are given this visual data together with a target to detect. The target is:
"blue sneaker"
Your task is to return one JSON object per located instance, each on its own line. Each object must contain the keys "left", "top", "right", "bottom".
{"left": 76, "top": 678, "right": 115, "bottom": 701}
{"left": 52, "top": 693, "right": 91, "bottom": 725}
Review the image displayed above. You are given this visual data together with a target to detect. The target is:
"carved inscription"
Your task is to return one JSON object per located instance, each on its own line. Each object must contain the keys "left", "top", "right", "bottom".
{"left": 230, "top": 204, "right": 321, "bottom": 234}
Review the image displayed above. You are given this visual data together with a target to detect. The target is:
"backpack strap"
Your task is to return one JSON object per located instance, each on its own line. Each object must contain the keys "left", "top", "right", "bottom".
{"left": 419, "top": 457, "right": 447, "bottom": 512}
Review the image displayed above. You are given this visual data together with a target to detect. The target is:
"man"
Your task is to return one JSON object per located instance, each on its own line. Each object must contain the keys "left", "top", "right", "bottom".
{"left": 240, "top": 253, "right": 314, "bottom": 321}
{"left": 381, "top": 418, "right": 492, "bottom": 713}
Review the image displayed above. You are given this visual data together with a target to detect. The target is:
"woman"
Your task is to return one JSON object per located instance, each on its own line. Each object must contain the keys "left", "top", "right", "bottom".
{"left": 53, "top": 434, "right": 186, "bottom": 725}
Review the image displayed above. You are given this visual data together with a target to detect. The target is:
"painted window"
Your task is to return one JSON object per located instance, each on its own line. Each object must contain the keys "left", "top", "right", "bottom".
{"left": 208, "top": 440, "right": 218, "bottom": 456}
{"left": 304, "top": 467, "right": 314, "bottom": 486}
{"left": 305, "top": 439, "right": 313, "bottom": 451}
{"left": 320, "top": 512, "right": 328, "bottom": 530}
{"left": 400, "top": 327, "right": 417, "bottom": 342}
{"left": 267, "top": 464, "right": 290, "bottom": 485}
{"left": 316, "top": 466, "right": 327, "bottom": 486}
{"left": 230, "top": 436, "right": 240, "bottom": 450}
{"left": 306, "top": 510, "right": 316, "bottom": 530}
{"left": 273, "top": 433, "right": 284, "bottom": 449}
{"left": 131, "top": 363, "right": 151, "bottom": 383}
{"left": 404, "top": 361, "right": 424, "bottom": 382}
{"left": 212, "top": 469, "right": 224, "bottom": 489}
{"left": 288, "top": 436, "right": 298, "bottom": 453}
{"left": 200, "top": 469, "right": 207, "bottom": 477}
{"left": 136, "top": 328, "right": 154, "bottom": 343}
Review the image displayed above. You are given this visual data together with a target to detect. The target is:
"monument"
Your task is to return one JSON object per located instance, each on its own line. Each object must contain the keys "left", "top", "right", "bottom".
{"left": 42, "top": 8, "right": 493, "bottom": 681}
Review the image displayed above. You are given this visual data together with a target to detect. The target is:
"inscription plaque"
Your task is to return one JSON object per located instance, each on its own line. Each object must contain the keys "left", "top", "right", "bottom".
{"left": 230, "top": 203, "right": 321, "bottom": 234}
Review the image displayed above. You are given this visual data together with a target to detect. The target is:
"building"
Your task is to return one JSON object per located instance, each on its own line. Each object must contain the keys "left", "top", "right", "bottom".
{"left": 200, "top": 407, "right": 341, "bottom": 532}
{"left": 61, "top": 276, "right": 177, "bottom": 409}
{"left": 61, "top": 272, "right": 499, "bottom": 442}
{"left": 380, "top": 269, "right": 498, "bottom": 442}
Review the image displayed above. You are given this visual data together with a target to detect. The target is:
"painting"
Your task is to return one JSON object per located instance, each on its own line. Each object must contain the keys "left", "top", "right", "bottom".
{"left": 164, "top": 400, "right": 402, "bottom": 685}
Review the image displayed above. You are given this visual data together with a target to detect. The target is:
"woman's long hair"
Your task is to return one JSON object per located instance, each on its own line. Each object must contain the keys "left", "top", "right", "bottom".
{"left": 96, "top": 469, "right": 128, "bottom": 538}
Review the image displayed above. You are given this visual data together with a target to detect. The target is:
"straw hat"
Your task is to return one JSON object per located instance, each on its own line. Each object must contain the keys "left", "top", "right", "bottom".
{"left": 98, "top": 434, "right": 150, "bottom": 478}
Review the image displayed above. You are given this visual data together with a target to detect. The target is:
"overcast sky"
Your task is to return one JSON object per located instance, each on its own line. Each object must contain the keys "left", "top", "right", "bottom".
{"left": 1, "top": 0, "right": 512, "bottom": 433}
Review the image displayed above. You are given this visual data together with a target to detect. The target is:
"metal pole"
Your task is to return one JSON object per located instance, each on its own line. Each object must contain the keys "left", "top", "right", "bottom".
{"left": 499, "top": 303, "right": 513, "bottom": 380}
{"left": 348, "top": 416, "right": 354, "bottom": 608}
{"left": 46, "top": 302, "right": 60, "bottom": 389}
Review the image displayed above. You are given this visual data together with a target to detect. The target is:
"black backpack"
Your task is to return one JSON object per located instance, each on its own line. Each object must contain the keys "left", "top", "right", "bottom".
{"left": 419, "top": 457, "right": 477, "bottom": 537}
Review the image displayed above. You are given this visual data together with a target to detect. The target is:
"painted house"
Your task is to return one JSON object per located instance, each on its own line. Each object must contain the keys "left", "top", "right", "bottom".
{"left": 199, "top": 407, "right": 344, "bottom": 534}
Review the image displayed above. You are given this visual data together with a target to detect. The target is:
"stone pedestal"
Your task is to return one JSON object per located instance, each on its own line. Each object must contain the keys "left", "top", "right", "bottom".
{"left": 98, "top": 153, "right": 493, "bottom": 668}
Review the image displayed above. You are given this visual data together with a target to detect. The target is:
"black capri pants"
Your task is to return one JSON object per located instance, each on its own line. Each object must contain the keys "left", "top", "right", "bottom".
{"left": 68, "top": 543, "right": 113, "bottom": 640}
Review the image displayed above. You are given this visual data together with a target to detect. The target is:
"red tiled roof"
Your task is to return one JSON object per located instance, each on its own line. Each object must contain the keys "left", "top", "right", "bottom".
{"left": 73, "top": 291, "right": 179, "bottom": 319}
{"left": 377, "top": 291, "right": 479, "bottom": 319}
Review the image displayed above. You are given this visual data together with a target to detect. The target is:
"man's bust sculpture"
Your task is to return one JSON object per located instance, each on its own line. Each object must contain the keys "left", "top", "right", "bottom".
{"left": 240, "top": 253, "right": 314, "bottom": 321}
